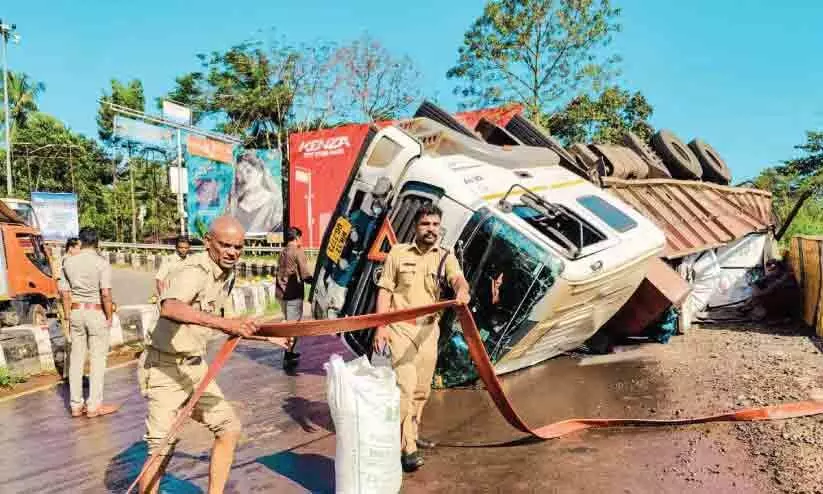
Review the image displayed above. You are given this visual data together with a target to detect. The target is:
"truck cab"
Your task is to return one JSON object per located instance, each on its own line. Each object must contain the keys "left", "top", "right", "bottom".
{"left": 1, "top": 198, "right": 40, "bottom": 229}
{"left": 0, "top": 200, "right": 57, "bottom": 326}
{"left": 311, "top": 119, "right": 665, "bottom": 387}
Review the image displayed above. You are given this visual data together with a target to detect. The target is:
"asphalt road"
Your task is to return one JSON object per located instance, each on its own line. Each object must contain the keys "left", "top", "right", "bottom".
{"left": 111, "top": 268, "right": 154, "bottom": 306}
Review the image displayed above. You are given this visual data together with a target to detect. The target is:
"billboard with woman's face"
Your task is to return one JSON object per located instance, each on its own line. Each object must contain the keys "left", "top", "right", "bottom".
{"left": 225, "top": 149, "right": 283, "bottom": 237}
{"left": 185, "top": 136, "right": 284, "bottom": 238}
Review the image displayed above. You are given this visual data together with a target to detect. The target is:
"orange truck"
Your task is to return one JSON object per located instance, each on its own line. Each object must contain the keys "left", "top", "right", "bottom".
{"left": 0, "top": 199, "right": 58, "bottom": 326}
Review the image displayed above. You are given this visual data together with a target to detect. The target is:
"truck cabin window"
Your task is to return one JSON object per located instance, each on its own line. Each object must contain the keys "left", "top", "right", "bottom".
{"left": 17, "top": 234, "right": 52, "bottom": 277}
{"left": 512, "top": 203, "right": 605, "bottom": 257}
{"left": 577, "top": 195, "right": 638, "bottom": 233}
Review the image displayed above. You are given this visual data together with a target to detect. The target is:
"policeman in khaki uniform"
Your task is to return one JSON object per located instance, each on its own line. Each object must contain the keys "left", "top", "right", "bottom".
{"left": 59, "top": 227, "right": 119, "bottom": 418}
{"left": 154, "top": 236, "right": 191, "bottom": 296}
{"left": 373, "top": 204, "right": 470, "bottom": 473}
{"left": 137, "top": 216, "right": 288, "bottom": 494}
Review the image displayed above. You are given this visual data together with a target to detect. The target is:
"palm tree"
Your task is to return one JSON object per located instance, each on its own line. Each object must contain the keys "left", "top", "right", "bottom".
{"left": 0, "top": 71, "right": 45, "bottom": 134}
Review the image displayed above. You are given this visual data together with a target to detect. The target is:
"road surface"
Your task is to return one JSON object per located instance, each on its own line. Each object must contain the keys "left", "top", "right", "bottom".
{"left": 111, "top": 267, "right": 155, "bottom": 306}
{"left": 0, "top": 268, "right": 815, "bottom": 492}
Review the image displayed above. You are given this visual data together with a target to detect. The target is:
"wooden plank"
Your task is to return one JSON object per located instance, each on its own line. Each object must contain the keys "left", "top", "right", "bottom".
{"left": 801, "top": 238, "right": 821, "bottom": 326}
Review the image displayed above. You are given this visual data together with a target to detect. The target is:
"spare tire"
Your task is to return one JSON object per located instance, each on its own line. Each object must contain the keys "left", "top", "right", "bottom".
{"left": 505, "top": 114, "right": 588, "bottom": 178}
{"left": 688, "top": 139, "right": 731, "bottom": 185}
{"left": 651, "top": 130, "right": 702, "bottom": 180}
{"left": 623, "top": 132, "right": 671, "bottom": 179}
{"left": 413, "top": 101, "right": 478, "bottom": 140}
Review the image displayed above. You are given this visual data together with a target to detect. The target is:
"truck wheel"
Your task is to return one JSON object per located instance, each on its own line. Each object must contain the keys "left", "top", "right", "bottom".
{"left": 688, "top": 139, "right": 731, "bottom": 185}
{"left": 27, "top": 304, "right": 48, "bottom": 326}
{"left": 504, "top": 115, "right": 589, "bottom": 178}
{"left": 622, "top": 131, "right": 671, "bottom": 179}
{"left": 651, "top": 130, "right": 702, "bottom": 180}
{"left": 413, "top": 101, "right": 478, "bottom": 140}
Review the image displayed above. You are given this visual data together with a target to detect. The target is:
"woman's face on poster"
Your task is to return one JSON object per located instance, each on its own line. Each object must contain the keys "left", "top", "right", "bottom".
{"left": 237, "top": 157, "right": 264, "bottom": 191}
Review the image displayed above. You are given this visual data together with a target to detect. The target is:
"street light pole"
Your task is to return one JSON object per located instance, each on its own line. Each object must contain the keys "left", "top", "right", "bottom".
{"left": 0, "top": 20, "right": 17, "bottom": 197}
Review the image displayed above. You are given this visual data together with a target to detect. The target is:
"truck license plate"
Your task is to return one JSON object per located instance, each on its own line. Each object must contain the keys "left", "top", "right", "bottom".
{"left": 326, "top": 217, "right": 352, "bottom": 264}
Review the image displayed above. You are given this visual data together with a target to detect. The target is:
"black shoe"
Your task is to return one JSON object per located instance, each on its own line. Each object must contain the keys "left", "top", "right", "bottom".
{"left": 416, "top": 437, "right": 436, "bottom": 449}
{"left": 401, "top": 451, "right": 424, "bottom": 473}
{"left": 283, "top": 351, "right": 300, "bottom": 371}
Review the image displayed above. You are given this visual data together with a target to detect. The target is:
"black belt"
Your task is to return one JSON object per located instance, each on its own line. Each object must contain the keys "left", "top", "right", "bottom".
{"left": 146, "top": 347, "right": 203, "bottom": 366}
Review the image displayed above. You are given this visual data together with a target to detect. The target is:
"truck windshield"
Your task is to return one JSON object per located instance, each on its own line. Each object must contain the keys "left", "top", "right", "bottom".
{"left": 436, "top": 208, "right": 562, "bottom": 387}
{"left": 17, "top": 234, "right": 52, "bottom": 277}
{"left": 9, "top": 203, "right": 36, "bottom": 227}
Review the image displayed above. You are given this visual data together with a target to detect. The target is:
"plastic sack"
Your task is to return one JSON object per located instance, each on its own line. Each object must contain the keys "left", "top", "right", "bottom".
{"left": 324, "top": 354, "right": 402, "bottom": 494}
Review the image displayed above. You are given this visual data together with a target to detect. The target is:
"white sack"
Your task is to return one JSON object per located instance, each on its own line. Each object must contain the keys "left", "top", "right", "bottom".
{"left": 325, "top": 354, "right": 401, "bottom": 494}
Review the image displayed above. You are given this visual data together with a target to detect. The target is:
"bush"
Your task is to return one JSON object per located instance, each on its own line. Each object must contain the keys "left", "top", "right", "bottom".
{"left": 0, "top": 367, "right": 27, "bottom": 389}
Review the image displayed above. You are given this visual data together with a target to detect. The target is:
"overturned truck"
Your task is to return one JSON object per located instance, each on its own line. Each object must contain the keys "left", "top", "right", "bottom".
{"left": 309, "top": 102, "right": 775, "bottom": 387}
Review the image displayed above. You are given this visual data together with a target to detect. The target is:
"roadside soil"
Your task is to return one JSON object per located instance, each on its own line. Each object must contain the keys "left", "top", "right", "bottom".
{"left": 648, "top": 321, "right": 823, "bottom": 494}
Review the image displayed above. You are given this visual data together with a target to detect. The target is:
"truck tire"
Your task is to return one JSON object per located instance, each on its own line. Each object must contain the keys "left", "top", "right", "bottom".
{"left": 622, "top": 132, "right": 671, "bottom": 179}
{"left": 505, "top": 114, "right": 589, "bottom": 178}
{"left": 688, "top": 139, "right": 731, "bottom": 185}
{"left": 651, "top": 130, "right": 702, "bottom": 180}
{"left": 27, "top": 303, "right": 47, "bottom": 326}
{"left": 475, "top": 117, "right": 521, "bottom": 146}
{"left": 413, "top": 101, "right": 478, "bottom": 140}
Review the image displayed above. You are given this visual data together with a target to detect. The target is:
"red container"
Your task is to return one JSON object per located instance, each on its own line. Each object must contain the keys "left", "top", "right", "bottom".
{"left": 288, "top": 124, "right": 372, "bottom": 249}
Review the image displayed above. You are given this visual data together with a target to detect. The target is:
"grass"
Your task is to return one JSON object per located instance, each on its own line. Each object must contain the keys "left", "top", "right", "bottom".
{"left": 0, "top": 367, "right": 27, "bottom": 389}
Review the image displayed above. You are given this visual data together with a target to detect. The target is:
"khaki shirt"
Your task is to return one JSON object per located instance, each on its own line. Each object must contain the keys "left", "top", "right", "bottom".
{"left": 155, "top": 253, "right": 187, "bottom": 283}
{"left": 151, "top": 252, "right": 235, "bottom": 357}
{"left": 58, "top": 250, "right": 112, "bottom": 303}
{"left": 376, "top": 243, "right": 462, "bottom": 335}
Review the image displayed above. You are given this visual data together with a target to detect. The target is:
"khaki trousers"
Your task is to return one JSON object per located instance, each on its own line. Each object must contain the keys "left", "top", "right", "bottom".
{"left": 389, "top": 322, "right": 438, "bottom": 455}
{"left": 68, "top": 309, "right": 110, "bottom": 410}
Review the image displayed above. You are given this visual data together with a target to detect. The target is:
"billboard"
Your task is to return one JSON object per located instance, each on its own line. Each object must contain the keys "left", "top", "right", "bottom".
{"left": 226, "top": 149, "right": 283, "bottom": 237}
{"left": 185, "top": 135, "right": 284, "bottom": 238}
{"left": 162, "top": 100, "right": 192, "bottom": 126}
{"left": 288, "top": 124, "right": 372, "bottom": 248}
{"left": 30, "top": 192, "right": 80, "bottom": 241}
{"left": 113, "top": 115, "right": 174, "bottom": 150}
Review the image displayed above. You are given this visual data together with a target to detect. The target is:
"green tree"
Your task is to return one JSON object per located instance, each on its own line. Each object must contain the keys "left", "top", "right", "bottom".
{"left": 546, "top": 86, "right": 653, "bottom": 145}
{"left": 333, "top": 33, "right": 422, "bottom": 122}
{"left": 0, "top": 71, "right": 45, "bottom": 134}
{"left": 447, "top": 0, "right": 621, "bottom": 122}
{"left": 752, "top": 131, "right": 823, "bottom": 242}
{"left": 164, "top": 37, "right": 342, "bottom": 149}
{"left": 1, "top": 112, "right": 114, "bottom": 235}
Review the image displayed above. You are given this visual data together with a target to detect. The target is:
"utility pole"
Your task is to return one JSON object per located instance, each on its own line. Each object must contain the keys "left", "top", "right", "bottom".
{"left": 0, "top": 19, "right": 19, "bottom": 197}
{"left": 176, "top": 128, "right": 185, "bottom": 236}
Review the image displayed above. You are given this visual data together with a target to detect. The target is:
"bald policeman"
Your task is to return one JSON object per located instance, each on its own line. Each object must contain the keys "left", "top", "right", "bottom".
{"left": 137, "top": 217, "right": 288, "bottom": 494}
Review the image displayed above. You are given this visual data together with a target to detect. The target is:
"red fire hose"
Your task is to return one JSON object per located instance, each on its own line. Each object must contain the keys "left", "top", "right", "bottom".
{"left": 126, "top": 301, "right": 823, "bottom": 492}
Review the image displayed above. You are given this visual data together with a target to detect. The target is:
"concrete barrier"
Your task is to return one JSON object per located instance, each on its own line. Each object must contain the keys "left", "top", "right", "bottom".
{"left": 0, "top": 280, "right": 282, "bottom": 377}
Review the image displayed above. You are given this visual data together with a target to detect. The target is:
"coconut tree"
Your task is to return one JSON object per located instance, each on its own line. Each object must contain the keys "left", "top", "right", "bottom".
{"left": 0, "top": 71, "right": 45, "bottom": 134}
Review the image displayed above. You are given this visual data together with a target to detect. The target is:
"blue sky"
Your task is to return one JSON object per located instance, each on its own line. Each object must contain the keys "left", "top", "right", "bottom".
{"left": 3, "top": 0, "right": 822, "bottom": 181}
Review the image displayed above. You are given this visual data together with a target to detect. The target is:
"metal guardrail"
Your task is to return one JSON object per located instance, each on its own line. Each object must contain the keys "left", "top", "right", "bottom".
{"left": 46, "top": 240, "right": 320, "bottom": 257}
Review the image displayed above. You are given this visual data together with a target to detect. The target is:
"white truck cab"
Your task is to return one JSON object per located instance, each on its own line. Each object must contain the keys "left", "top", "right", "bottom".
{"left": 312, "top": 118, "right": 665, "bottom": 387}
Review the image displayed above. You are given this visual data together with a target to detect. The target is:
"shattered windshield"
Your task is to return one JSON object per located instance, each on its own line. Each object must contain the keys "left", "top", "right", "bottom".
{"left": 436, "top": 208, "right": 562, "bottom": 387}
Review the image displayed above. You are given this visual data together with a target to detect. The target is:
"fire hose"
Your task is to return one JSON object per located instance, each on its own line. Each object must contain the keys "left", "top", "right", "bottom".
{"left": 127, "top": 301, "right": 823, "bottom": 492}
